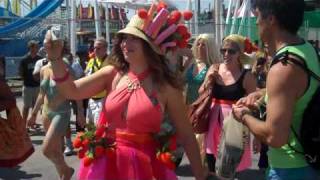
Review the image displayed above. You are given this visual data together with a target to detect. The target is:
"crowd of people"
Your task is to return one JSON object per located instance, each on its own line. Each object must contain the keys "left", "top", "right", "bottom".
{"left": 1, "top": 0, "right": 320, "bottom": 179}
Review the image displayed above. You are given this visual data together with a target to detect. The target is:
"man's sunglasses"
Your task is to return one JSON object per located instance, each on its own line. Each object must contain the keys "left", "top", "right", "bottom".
{"left": 220, "top": 48, "right": 237, "bottom": 55}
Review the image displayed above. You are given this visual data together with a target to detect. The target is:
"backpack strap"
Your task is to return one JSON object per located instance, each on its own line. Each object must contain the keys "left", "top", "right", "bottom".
{"left": 271, "top": 48, "right": 320, "bottom": 154}
{"left": 271, "top": 50, "right": 320, "bottom": 81}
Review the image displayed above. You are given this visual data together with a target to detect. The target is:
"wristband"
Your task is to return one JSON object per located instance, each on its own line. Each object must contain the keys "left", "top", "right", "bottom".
{"left": 52, "top": 69, "right": 69, "bottom": 83}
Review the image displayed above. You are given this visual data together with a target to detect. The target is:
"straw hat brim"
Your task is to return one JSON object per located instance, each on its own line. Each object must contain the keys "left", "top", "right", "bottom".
{"left": 118, "top": 27, "right": 163, "bottom": 55}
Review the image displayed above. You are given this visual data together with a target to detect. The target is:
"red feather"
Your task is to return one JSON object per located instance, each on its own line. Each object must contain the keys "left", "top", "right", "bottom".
{"left": 176, "top": 24, "right": 188, "bottom": 36}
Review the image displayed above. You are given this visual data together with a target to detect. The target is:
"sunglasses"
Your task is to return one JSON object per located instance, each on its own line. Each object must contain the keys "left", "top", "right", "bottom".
{"left": 220, "top": 48, "right": 237, "bottom": 55}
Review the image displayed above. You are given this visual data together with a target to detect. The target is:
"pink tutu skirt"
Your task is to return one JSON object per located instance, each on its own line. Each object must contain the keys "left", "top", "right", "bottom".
{"left": 78, "top": 131, "right": 177, "bottom": 180}
{"left": 205, "top": 99, "right": 252, "bottom": 172}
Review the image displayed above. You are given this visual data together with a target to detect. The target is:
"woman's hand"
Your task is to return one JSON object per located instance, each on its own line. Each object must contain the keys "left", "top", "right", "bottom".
{"left": 204, "top": 64, "right": 219, "bottom": 87}
{"left": 44, "top": 30, "right": 64, "bottom": 61}
{"left": 236, "top": 89, "right": 265, "bottom": 109}
{"left": 232, "top": 104, "right": 251, "bottom": 123}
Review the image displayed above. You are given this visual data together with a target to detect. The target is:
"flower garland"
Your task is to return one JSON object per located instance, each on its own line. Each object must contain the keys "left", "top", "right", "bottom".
{"left": 73, "top": 120, "right": 179, "bottom": 170}
{"left": 154, "top": 119, "right": 178, "bottom": 170}
{"left": 73, "top": 124, "right": 116, "bottom": 167}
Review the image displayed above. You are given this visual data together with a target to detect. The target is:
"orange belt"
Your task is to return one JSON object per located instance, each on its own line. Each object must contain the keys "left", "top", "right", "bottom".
{"left": 115, "top": 131, "right": 155, "bottom": 144}
{"left": 212, "top": 98, "right": 236, "bottom": 105}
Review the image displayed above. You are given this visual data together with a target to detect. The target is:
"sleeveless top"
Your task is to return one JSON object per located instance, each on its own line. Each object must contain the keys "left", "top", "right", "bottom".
{"left": 185, "top": 64, "right": 208, "bottom": 104}
{"left": 212, "top": 70, "right": 247, "bottom": 101}
{"left": 266, "top": 41, "right": 320, "bottom": 168}
{"left": 103, "top": 69, "right": 163, "bottom": 133}
{"left": 40, "top": 78, "right": 70, "bottom": 112}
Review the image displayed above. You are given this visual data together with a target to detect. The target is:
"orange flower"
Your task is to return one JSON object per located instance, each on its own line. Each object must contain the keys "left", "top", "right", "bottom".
{"left": 73, "top": 137, "right": 82, "bottom": 149}
{"left": 83, "top": 155, "right": 94, "bottom": 167}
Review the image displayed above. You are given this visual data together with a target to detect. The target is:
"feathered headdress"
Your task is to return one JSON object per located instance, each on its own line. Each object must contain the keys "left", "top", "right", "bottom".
{"left": 118, "top": 1, "right": 193, "bottom": 55}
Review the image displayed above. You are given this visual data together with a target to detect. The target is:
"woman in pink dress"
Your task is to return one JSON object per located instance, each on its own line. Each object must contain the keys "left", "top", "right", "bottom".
{"left": 199, "top": 34, "right": 257, "bottom": 175}
{"left": 43, "top": 5, "right": 206, "bottom": 180}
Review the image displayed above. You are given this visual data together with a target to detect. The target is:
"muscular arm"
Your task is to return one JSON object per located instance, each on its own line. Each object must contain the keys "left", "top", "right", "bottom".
{"left": 241, "top": 62, "right": 307, "bottom": 147}
{"left": 163, "top": 85, "right": 206, "bottom": 179}
{"left": 50, "top": 58, "right": 116, "bottom": 100}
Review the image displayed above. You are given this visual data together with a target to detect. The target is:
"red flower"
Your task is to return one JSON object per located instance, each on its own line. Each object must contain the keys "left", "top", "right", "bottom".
{"left": 157, "top": 152, "right": 176, "bottom": 170}
{"left": 157, "top": 1, "right": 167, "bottom": 12}
{"left": 176, "top": 24, "right": 188, "bottom": 36}
{"left": 73, "top": 137, "right": 82, "bottom": 149}
{"left": 94, "top": 145, "right": 105, "bottom": 158}
{"left": 244, "top": 38, "right": 254, "bottom": 54}
{"left": 167, "top": 17, "right": 176, "bottom": 26}
{"left": 95, "top": 125, "right": 106, "bottom": 138}
{"left": 138, "top": 8, "right": 148, "bottom": 19}
{"left": 182, "top": 32, "right": 191, "bottom": 40}
{"left": 82, "top": 138, "right": 90, "bottom": 148}
{"left": 83, "top": 155, "right": 94, "bottom": 167}
{"left": 77, "top": 149, "right": 86, "bottom": 159}
{"left": 169, "top": 10, "right": 182, "bottom": 25}
{"left": 183, "top": 11, "right": 193, "bottom": 21}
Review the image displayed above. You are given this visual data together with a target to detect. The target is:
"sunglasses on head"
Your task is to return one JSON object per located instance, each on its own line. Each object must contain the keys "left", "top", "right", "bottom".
{"left": 220, "top": 48, "right": 237, "bottom": 55}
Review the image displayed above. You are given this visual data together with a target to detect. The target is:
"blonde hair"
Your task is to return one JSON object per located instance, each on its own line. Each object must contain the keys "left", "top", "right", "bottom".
{"left": 192, "top": 33, "right": 220, "bottom": 66}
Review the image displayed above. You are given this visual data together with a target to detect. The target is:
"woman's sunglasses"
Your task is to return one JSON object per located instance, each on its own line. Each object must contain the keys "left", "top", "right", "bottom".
{"left": 220, "top": 48, "right": 237, "bottom": 55}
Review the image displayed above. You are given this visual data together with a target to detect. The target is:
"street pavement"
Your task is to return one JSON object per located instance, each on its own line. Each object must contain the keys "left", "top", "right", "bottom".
{"left": 0, "top": 97, "right": 265, "bottom": 180}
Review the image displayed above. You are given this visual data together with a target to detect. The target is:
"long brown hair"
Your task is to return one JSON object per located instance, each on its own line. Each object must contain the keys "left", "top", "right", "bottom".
{"left": 106, "top": 35, "right": 183, "bottom": 90}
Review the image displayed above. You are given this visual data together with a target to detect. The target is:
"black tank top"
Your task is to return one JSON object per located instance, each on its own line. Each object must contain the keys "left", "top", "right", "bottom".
{"left": 212, "top": 70, "right": 247, "bottom": 101}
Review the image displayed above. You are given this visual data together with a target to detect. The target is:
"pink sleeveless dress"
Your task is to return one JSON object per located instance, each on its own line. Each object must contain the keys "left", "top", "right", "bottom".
{"left": 78, "top": 70, "right": 177, "bottom": 180}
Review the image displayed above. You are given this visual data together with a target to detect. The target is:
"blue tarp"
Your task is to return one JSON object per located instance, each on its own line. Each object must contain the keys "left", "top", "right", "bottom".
{"left": 0, "top": 0, "right": 63, "bottom": 37}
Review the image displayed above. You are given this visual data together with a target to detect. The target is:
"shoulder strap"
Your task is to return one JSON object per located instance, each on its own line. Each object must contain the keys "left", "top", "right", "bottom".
{"left": 271, "top": 50, "right": 320, "bottom": 82}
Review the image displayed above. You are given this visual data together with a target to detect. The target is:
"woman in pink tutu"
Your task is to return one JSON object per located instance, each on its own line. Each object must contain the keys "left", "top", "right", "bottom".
{"left": 199, "top": 34, "right": 257, "bottom": 175}
{"left": 44, "top": 3, "right": 206, "bottom": 180}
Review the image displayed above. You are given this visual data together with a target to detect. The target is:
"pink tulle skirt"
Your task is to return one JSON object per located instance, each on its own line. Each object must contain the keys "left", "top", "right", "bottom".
{"left": 205, "top": 99, "right": 252, "bottom": 172}
{"left": 78, "top": 133, "right": 177, "bottom": 180}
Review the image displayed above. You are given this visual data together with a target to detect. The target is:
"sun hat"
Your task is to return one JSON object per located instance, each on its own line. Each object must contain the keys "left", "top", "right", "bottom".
{"left": 223, "top": 34, "right": 258, "bottom": 66}
{"left": 118, "top": 15, "right": 163, "bottom": 54}
{"left": 118, "top": 2, "right": 194, "bottom": 55}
